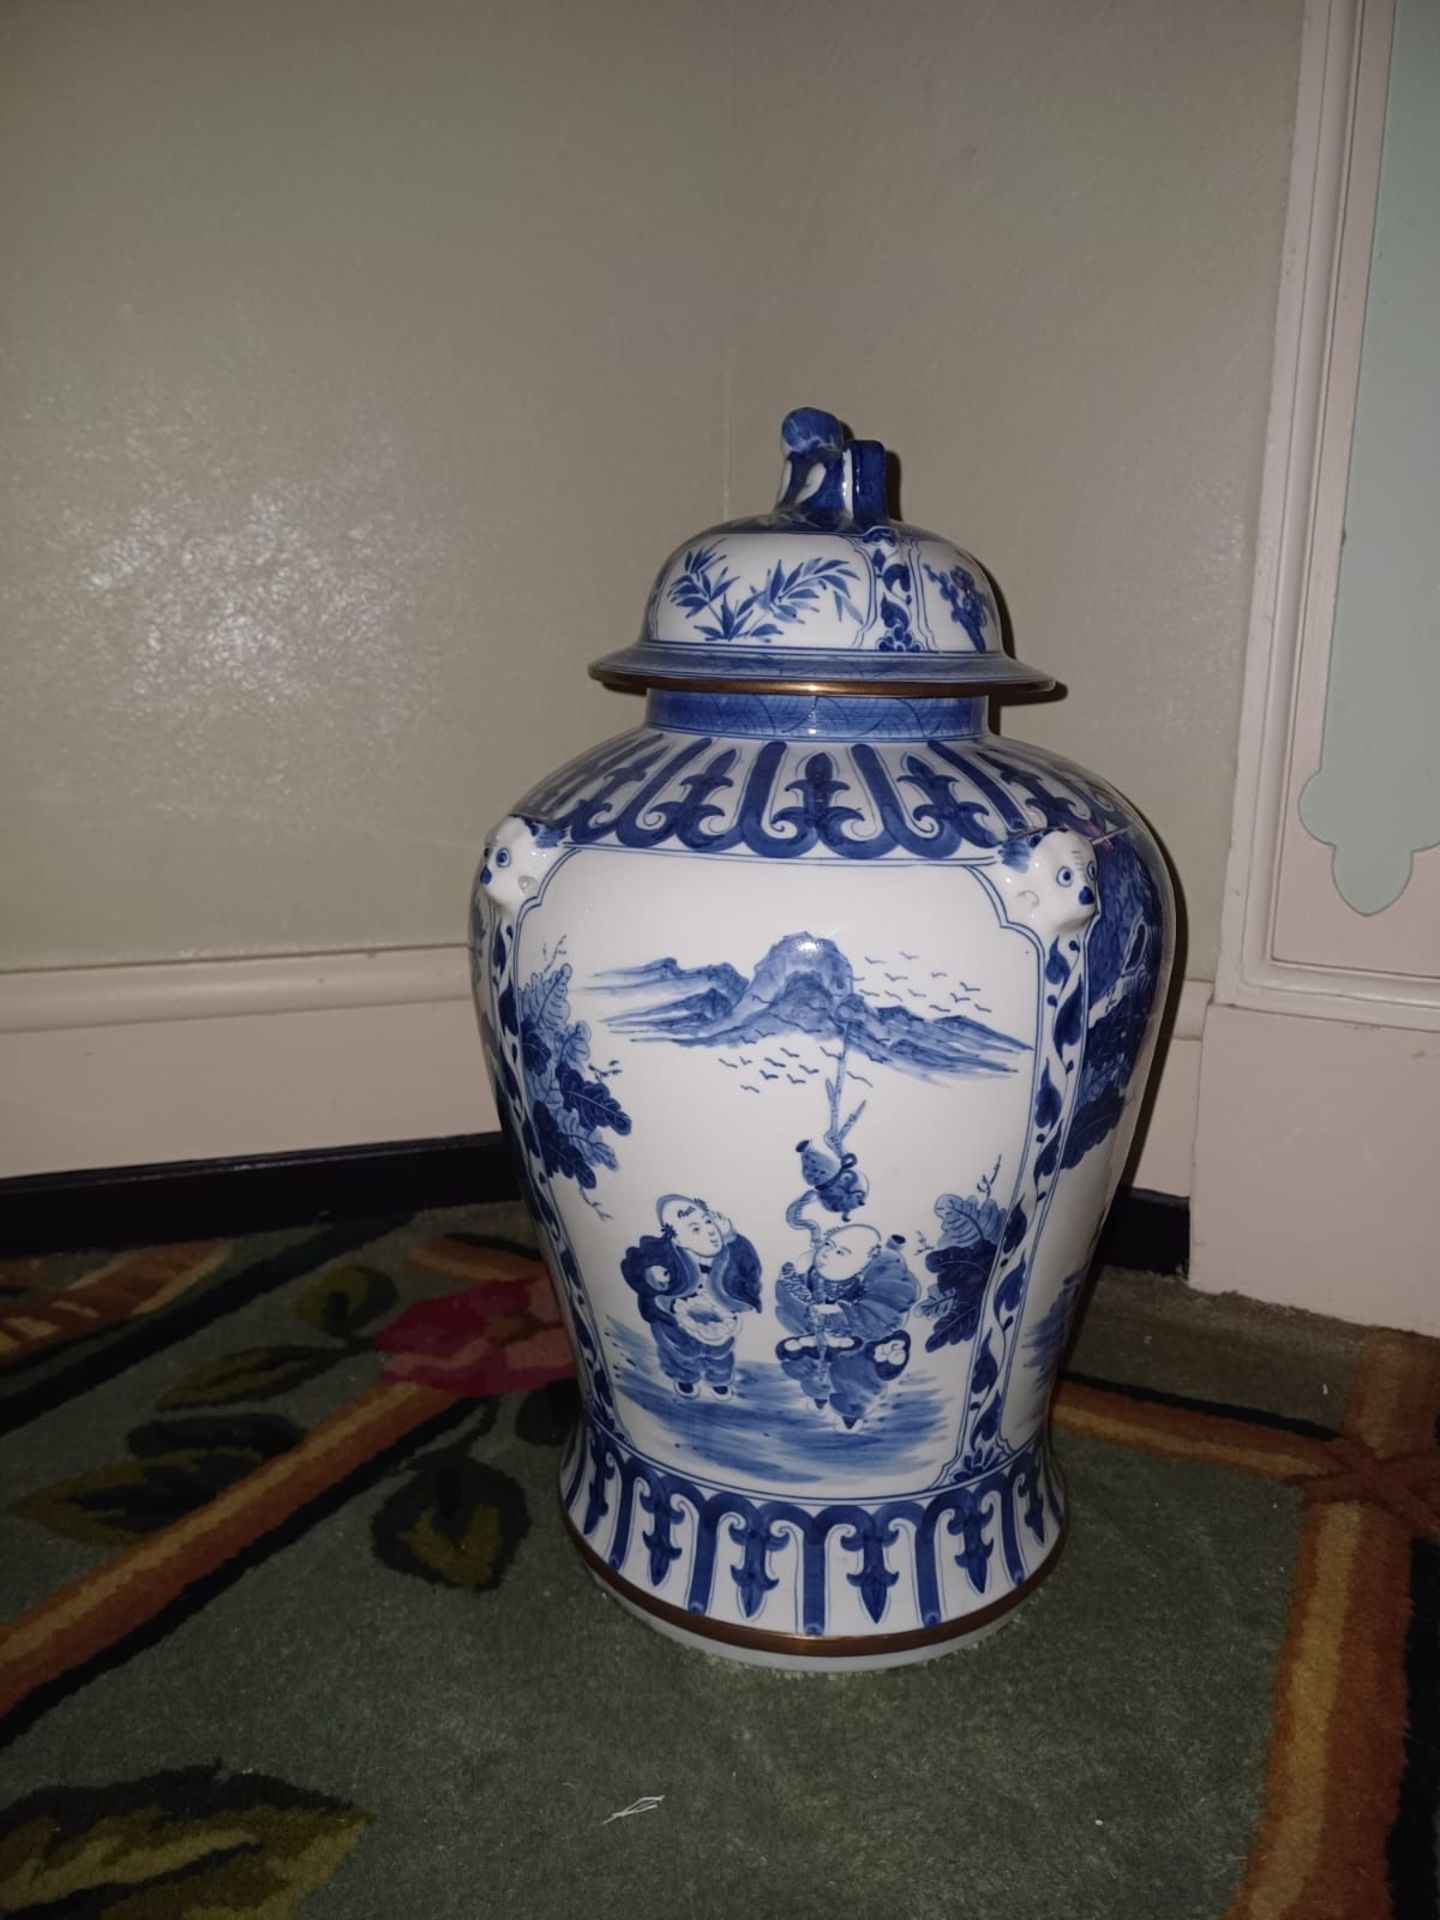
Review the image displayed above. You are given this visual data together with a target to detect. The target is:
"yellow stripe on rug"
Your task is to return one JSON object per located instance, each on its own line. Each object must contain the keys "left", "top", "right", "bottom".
{"left": 0, "top": 1377, "right": 458, "bottom": 1721}
{"left": 1053, "top": 1382, "right": 1334, "bottom": 1483}
{"left": 1226, "top": 1330, "right": 1440, "bottom": 1920}
{"left": 0, "top": 1243, "right": 230, "bottom": 1365}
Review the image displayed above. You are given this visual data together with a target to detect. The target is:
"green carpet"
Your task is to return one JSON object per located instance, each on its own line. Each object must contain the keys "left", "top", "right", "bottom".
{"left": 1, "top": 1205, "right": 1437, "bottom": 1918}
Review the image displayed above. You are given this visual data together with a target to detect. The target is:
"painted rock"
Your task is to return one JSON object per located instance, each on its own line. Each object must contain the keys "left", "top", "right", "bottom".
{"left": 470, "top": 408, "right": 1173, "bottom": 1669}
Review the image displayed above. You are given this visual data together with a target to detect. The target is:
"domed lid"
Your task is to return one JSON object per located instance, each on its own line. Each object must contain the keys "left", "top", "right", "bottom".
{"left": 591, "top": 407, "right": 1051, "bottom": 695}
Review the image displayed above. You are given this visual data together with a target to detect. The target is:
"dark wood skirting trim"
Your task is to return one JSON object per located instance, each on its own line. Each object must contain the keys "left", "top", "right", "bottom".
{"left": 1095, "top": 1186, "right": 1190, "bottom": 1277}
{"left": 0, "top": 1133, "right": 1190, "bottom": 1271}
{"left": 0, "top": 1134, "right": 518, "bottom": 1257}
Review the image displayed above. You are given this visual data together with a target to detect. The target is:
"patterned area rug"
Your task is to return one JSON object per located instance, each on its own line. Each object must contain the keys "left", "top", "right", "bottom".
{"left": 1, "top": 1203, "right": 1436, "bottom": 1919}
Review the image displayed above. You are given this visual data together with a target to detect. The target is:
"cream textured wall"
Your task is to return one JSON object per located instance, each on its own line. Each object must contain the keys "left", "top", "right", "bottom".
{"left": 1, "top": 0, "right": 1302, "bottom": 979}
{"left": 726, "top": 0, "right": 1304, "bottom": 978}
{"left": 0, "top": 0, "right": 731, "bottom": 965}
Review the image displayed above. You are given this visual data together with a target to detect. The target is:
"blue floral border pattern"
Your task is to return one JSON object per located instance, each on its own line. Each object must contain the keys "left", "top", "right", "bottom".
{"left": 562, "top": 1419, "right": 1061, "bottom": 1636}
{"left": 861, "top": 525, "right": 926, "bottom": 653}
{"left": 948, "top": 851, "right": 1094, "bottom": 1475}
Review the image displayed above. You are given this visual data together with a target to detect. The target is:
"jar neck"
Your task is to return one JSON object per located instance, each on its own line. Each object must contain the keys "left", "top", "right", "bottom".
{"left": 644, "top": 690, "right": 987, "bottom": 740}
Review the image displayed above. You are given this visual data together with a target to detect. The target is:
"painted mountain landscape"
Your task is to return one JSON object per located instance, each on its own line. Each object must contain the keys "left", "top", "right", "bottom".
{"left": 593, "top": 932, "right": 1027, "bottom": 1079}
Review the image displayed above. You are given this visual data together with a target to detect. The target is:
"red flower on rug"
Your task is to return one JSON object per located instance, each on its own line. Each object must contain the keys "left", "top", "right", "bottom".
{"left": 374, "top": 1240, "right": 575, "bottom": 1399}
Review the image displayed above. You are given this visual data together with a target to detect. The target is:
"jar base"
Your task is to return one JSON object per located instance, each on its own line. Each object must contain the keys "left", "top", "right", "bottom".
{"left": 565, "top": 1500, "right": 1065, "bottom": 1672}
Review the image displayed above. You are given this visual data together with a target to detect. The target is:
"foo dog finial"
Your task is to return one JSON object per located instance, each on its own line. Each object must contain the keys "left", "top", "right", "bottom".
{"left": 777, "top": 407, "right": 889, "bottom": 527}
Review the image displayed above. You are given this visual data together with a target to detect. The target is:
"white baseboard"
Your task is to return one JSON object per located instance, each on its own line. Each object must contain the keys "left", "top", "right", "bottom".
{"left": 0, "top": 950, "right": 1211, "bottom": 1191}
{"left": 0, "top": 949, "right": 497, "bottom": 1178}
{"left": 1191, "top": 1000, "right": 1440, "bottom": 1334}
{"left": 0, "top": 945, "right": 469, "bottom": 1032}
{"left": 1130, "top": 978, "right": 1208, "bottom": 1199}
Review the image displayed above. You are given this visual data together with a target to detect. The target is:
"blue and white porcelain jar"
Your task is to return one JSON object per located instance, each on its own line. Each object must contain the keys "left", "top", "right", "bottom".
{"left": 471, "top": 408, "right": 1173, "bottom": 1669}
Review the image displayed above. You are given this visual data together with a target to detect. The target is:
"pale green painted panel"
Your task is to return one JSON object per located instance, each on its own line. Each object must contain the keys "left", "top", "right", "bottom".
{"left": 1300, "top": 0, "right": 1440, "bottom": 914}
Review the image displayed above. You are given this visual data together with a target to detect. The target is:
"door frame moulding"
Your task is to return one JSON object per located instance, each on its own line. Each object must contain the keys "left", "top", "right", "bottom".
{"left": 1217, "top": 0, "right": 1436, "bottom": 1032}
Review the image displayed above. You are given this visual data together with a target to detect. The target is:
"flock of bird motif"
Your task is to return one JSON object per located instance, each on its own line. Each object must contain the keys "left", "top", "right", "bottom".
{"left": 710, "top": 952, "right": 991, "bottom": 1092}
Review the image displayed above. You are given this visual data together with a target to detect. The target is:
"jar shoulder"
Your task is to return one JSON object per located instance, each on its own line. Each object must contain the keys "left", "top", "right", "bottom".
{"left": 494, "top": 722, "right": 1168, "bottom": 881}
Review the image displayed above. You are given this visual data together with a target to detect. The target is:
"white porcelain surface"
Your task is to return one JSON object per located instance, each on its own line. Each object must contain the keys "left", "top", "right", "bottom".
{"left": 470, "top": 413, "right": 1173, "bottom": 1664}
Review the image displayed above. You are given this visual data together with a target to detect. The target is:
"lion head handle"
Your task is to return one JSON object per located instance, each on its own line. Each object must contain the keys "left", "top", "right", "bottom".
{"left": 995, "top": 829, "right": 1099, "bottom": 942}
{"left": 477, "top": 815, "right": 567, "bottom": 918}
